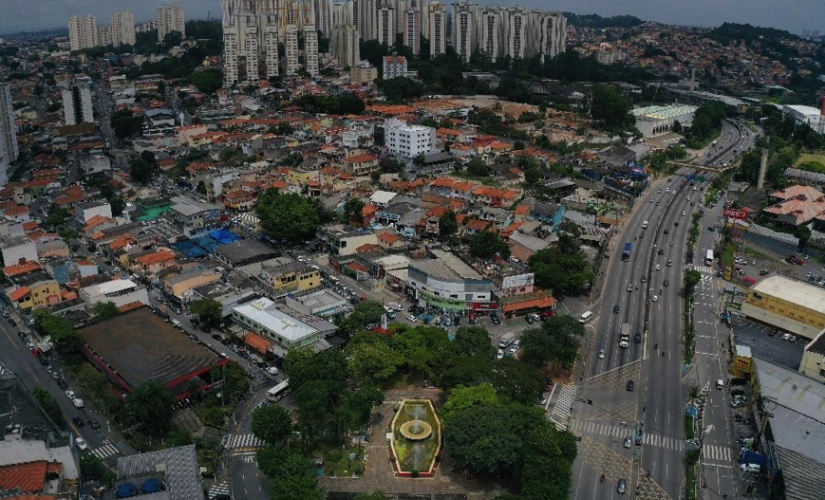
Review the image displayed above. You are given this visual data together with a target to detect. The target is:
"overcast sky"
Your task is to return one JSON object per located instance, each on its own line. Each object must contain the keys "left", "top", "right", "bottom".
{"left": 0, "top": 0, "right": 823, "bottom": 35}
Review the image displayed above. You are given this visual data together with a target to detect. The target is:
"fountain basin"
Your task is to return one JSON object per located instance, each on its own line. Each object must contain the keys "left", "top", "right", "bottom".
{"left": 389, "top": 399, "right": 442, "bottom": 477}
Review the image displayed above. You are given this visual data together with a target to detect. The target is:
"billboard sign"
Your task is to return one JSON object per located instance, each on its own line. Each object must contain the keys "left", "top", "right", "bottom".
{"left": 724, "top": 208, "right": 749, "bottom": 220}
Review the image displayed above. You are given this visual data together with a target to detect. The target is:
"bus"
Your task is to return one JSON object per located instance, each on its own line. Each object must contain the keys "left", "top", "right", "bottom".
{"left": 266, "top": 379, "right": 290, "bottom": 403}
{"left": 705, "top": 249, "right": 714, "bottom": 266}
{"left": 622, "top": 242, "right": 632, "bottom": 262}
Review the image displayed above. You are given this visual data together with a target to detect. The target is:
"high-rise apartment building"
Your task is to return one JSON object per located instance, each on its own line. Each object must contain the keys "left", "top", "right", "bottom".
{"left": 331, "top": 24, "right": 360, "bottom": 68}
{"left": 451, "top": 1, "right": 476, "bottom": 63}
{"left": 62, "top": 78, "right": 94, "bottom": 126}
{"left": 312, "top": 0, "right": 332, "bottom": 36}
{"left": 111, "top": 11, "right": 137, "bottom": 47}
{"left": 385, "top": 118, "right": 435, "bottom": 158}
{"left": 403, "top": 8, "right": 420, "bottom": 54}
{"left": 376, "top": 5, "right": 395, "bottom": 47}
{"left": 284, "top": 25, "right": 300, "bottom": 75}
{"left": 477, "top": 6, "right": 502, "bottom": 62}
{"left": 68, "top": 15, "right": 98, "bottom": 51}
{"left": 528, "top": 11, "right": 566, "bottom": 59}
{"left": 428, "top": 2, "right": 446, "bottom": 57}
{"left": 304, "top": 27, "right": 319, "bottom": 76}
{"left": 352, "top": 0, "right": 376, "bottom": 42}
{"left": 331, "top": 1, "right": 353, "bottom": 27}
{"left": 408, "top": 0, "right": 429, "bottom": 39}
{"left": 504, "top": 6, "right": 528, "bottom": 59}
{"left": 222, "top": 1, "right": 281, "bottom": 85}
{"left": 0, "top": 84, "right": 18, "bottom": 187}
{"left": 383, "top": 55, "right": 408, "bottom": 79}
{"left": 156, "top": 4, "right": 186, "bottom": 43}
{"left": 97, "top": 25, "right": 112, "bottom": 47}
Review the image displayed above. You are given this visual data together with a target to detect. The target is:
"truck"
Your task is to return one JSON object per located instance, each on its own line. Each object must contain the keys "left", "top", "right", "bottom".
{"left": 619, "top": 323, "right": 631, "bottom": 348}
{"left": 621, "top": 242, "right": 632, "bottom": 262}
{"left": 499, "top": 332, "right": 517, "bottom": 349}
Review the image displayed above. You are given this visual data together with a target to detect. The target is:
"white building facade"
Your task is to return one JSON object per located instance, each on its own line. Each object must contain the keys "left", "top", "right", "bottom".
{"left": 384, "top": 118, "right": 436, "bottom": 158}
{"left": 157, "top": 4, "right": 185, "bottom": 42}
{"left": 111, "top": 11, "right": 137, "bottom": 47}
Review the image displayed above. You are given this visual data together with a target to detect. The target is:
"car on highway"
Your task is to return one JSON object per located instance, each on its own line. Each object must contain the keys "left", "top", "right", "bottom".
{"left": 663, "top": 280, "right": 669, "bottom": 287}
{"left": 613, "top": 305, "right": 620, "bottom": 314}
{"left": 75, "top": 437, "right": 88, "bottom": 451}
{"left": 641, "top": 275, "right": 647, "bottom": 283}
{"left": 667, "top": 259, "right": 673, "bottom": 267}
{"left": 626, "top": 380, "right": 635, "bottom": 392}
{"left": 674, "top": 221, "right": 679, "bottom": 227}
{"left": 89, "top": 419, "right": 101, "bottom": 430}
{"left": 655, "top": 202, "right": 660, "bottom": 207}
{"left": 56, "top": 379, "right": 68, "bottom": 390}
{"left": 651, "top": 295, "right": 658, "bottom": 302}
{"left": 658, "top": 249, "right": 664, "bottom": 255}
{"left": 634, "top": 332, "right": 642, "bottom": 344}
{"left": 663, "top": 229, "right": 669, "bottom": 235}
{"left": 598, "top": 348, "right": 605, "bottom": 359}
{"left": 626, "top": 285, "right": 633, "bottom": 292}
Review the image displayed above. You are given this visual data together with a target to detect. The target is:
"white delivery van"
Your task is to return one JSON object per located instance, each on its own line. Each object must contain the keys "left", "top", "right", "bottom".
{"left": 580, "top": 311, "right": 593, "bottom": 323}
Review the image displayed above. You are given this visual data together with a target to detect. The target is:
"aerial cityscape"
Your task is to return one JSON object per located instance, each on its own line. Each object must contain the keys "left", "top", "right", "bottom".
{"left": 0, "top": 1, "right": 824, "bottom": 500}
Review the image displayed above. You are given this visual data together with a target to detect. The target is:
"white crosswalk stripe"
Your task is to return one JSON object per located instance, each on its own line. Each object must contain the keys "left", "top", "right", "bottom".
{"left": 570, "top": 421, "right": 684, "bottom": 451}
{"left": 691, "top": 265, "right": 715, "bottom": 275}
{"left": 92, "top": 443, "right": 120, "bottom": 460}
{"left": 208, "top": 480, "right": 230, "bottom": 500}
{"left": 549, "top": 384, "right": 577, "bottom": 430}
{"left": 226, "top": 433, "right": 265, "bottom": 449}
{"left": 702, "top": 445, "right": 732, "bottom": 463}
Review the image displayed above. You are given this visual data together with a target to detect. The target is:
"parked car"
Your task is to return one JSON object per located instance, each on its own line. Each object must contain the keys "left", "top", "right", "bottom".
{"left": 626, "top": 380, "right": 635, "bottom": 392}
{"left": 72, "top": 417, "right": 85, "bottom": 428}
{"left": 75, "top": 437, "right": 88, "bottom": 451}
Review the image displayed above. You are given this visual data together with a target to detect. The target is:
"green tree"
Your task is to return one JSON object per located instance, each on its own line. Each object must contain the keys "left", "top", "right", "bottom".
{"left": 683, "top": 269, "right": 702, "bottom": 297}
{"left": 487, "top": 358, "right": 544, "bottom": 404}
{"left": 111, "top": 109, "right": 143, "bottom": 140}
{"left": 257, "top": 189, "right": 324, "bottom": 244}
{"left": 348, "top": 337, "right": 403, "bottom": 383}
{"left": 344, "top": 198, "right": 366, "bottom": 225}
{"left": 129, "top": 158, "right": 157, "bottom": 184}
{"left": 466, "top": 157, "right": 490, "bottom": 177}
{"left": 257, "top": 446, "right": 323, "bottom": 500}
{"left": 32, "top": 309, "right": 81, "bottom": 353}
{"left": 520, "top": 316, "right": 584, "bottom": 370}
{"left": 468, "top": 231, "right": 510, "bottom": 259}
{"left": 127, "top": 381, "right": 175, "bottom": 437}
{"left": 190, "top": 298, "right": 222, "bottom": 329}
{"left": 341, "top": 384, "right": 385, "bottom": 429}
{"left": 529, "top": 248, "right": 594, "bottom": 296}
{"left": 439, "top": 210, "right": 458, "bottom": 239}
{"left": 92, "top": 301, "right": 120, "bottom": 320}
{"left": 80, "top": 453, "right": 107, "bottom": 480}
{"left": 590, "top": 84, "right": 634, "bottom": 132}
{"left": 252, "top": 405, "right": 293, "bottom": 444}
{"left": 45, "top": 206, "right": 70, "bottom": 228}
{"left": 452, "top": 326, "right": 496, "bottom": 358}
{"left": 219, "top": 361, "right": 250, "bottom": 401}
{"left": 795, "top": 225, "right": 812, "bottom": 250}
{"left": 190, "top": 69, "right": 223, "bottom": 94}
{"left": 219, "top": 147, "right": 242, "bottom": 162}
{"left": 33, "top": 386, "right": 62, "bottom": 423}
{"left": 441, "top": 383, "right": 502, "bottom": 423}
{"left": 379, "top": 157, "right": 405, "bottom": 173}
{"left": 337, "top": 300, "right": 387, "bottom": 338}
{"left": 377, "top": 77, "right": 426, "bottom": 102}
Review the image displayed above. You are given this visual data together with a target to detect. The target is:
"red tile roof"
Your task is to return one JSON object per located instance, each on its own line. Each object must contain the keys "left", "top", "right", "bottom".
{"left": 0, "top": 461, "right": 52, "bottom": 493}
{"left": 134, "top": 250, "right": 176, "bottom": 267}
{"left": 9, "top": 287, "right": 31, "bottom": 302}
{"left": 4, "top": 261, "right": 41, "bottom": 277}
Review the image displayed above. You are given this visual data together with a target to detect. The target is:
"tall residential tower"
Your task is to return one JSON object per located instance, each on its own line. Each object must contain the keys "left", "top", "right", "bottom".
{"left": 156, "top": 4, "right": 186, "bottom": 42}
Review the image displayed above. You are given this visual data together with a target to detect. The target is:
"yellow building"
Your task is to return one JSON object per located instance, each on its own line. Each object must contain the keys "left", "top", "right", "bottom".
{"left": 164, "top": 270, "right": 222, "bottom": 298}
{"left": 9, "top": 280, "right": 63, "bottom": 310}
{"left": 261, "top": 261, "right": 321, "bottom": 297}
{"left": 287, "top": 167, "right": 321, "bottom": 186}
{"left": 742, "top": 275, "right": 825, "bottom": 340}
{"left": 800, "top": 329, "right": 825, "bottom": 383}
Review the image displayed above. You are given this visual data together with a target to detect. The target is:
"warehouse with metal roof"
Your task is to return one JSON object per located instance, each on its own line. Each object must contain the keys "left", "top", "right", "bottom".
{"left": 631, "top": 104, "right": 698, "bottom": 137}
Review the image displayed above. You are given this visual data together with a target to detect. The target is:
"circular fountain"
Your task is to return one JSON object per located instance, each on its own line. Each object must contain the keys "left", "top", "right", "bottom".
{"left": 389, "top": 399, "right": 442, "bottom": 477}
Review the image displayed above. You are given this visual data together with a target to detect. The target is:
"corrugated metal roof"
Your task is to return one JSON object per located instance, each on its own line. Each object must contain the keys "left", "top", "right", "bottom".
{"left": 233, "top": 298, "right": 317, "bottom": 342}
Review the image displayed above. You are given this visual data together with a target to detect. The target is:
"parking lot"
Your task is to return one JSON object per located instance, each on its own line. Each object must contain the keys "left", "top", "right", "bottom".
{"left": 730, "top": 315, "right": 806, "bottom": 370}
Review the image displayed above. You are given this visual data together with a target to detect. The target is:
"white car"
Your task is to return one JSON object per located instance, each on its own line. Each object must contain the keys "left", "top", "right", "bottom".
{"left": 408, "top": 314, "right": 417, "bottom": 322}
{"left": 781, "top": 333, "right": 793, "bottom": 341}
{"left": 265, "top": 366, "right": 279, "bottom": 376}
{"left": 65, "top": 390, "right": 76, "bottom": 400}
{"left": 651, "top": 295, "right": 658, "bottom": 302}
{"left": 75, "top": 437, "right": 88, "bottom": 450}
{"left": 72, "top": 398, "right": 85, "bottom": 409}
{"left": 496, "top": 349, "right": 505, "bottom": 360}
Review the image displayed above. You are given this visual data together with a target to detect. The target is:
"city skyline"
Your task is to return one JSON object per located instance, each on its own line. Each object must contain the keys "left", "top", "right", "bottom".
{"left": 0, "top": 0, "right": 823, "bottom": 36}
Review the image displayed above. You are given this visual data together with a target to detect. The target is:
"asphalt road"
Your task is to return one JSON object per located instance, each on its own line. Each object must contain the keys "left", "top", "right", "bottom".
{"left": 570, "top": 123, "right": 756, "bottom": 500}
{"left": 0, "top": 311, "right": 134, "bottom": 465}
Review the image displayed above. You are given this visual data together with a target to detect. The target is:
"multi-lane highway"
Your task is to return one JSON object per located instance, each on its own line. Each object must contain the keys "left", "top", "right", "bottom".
{"left": 570, "top": 122, "right": 755, "bottom": 500}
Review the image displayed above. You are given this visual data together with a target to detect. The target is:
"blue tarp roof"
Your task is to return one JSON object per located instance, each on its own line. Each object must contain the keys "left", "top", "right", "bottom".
{"left": 209, "top": 228, "right": 241, "bottom": 245}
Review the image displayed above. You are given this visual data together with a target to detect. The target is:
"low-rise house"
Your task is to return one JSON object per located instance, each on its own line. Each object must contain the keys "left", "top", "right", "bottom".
{"left": 130, "top": 249, "right": 177, "bottom": 275}
{"left": 75, "top": 200, "right": 113, "bottom": 224}
{"left": 78, "top": 279, "right": 150, "bottom": 309}
{"left": 215, "top": 240, "right": 279, "bottom": 269}
{"left": 0, "top": 234, "right": 37, "bottom": 266}
{"left": 164, "top": 269, "right": 222, "bottom": 300}
{"left": 232, "top": 297, "right": 337, "bottom": 357}
{"left": 170, "top": 196, "right": 222, "bottom": 237}
{"left": 260, "top": 260, "right": 321, "bottom": 297}
{"left": 317, "top": 223, "right": 378, "bottom": 257}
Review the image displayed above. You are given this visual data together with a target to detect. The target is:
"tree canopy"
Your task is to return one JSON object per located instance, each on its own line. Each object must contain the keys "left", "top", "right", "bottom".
{"left": 190, "top": 298, "right": 222, "bottom": 329}
{"left": 297, "top": 93, "right": 365, "bottom": 115}
{"left": 256, "top": 189, "right": 326, "bottom": 244}
{"left": 127, "top": 381, "right": 175, "bottom": 437}
{"left": 520, "top": 316, "right": 584, "bottom": 370}
{"left": 468, "top": 231, "right": 510, "bottom": 259}
{"left": 92, "top": 301, "right": 120, "bottom": 321}
{"left": 529, "top": 248, "right": 594, "bottom": 296}
{"left": 590, "top": 84, "right": 635, "bottom": 132}
{"left": 252, "top": 405, "right": 293, "bottom": 444}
